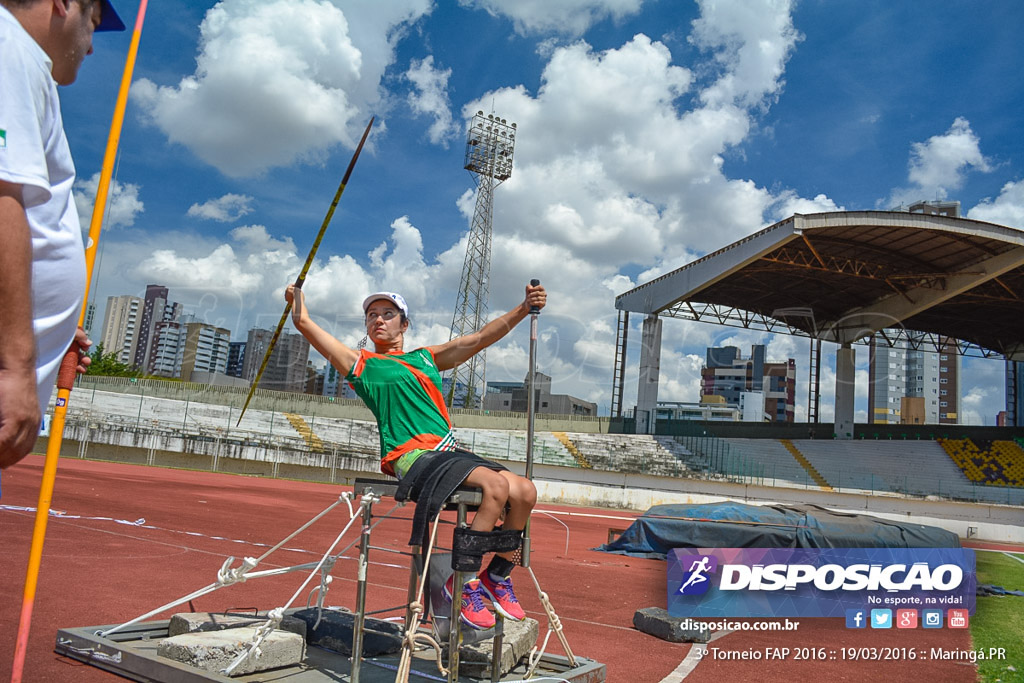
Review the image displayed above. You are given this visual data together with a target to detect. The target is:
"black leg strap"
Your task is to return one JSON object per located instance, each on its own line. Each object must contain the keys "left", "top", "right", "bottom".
{"left": 451, "top": 528, "right": 523, "bottom": 571}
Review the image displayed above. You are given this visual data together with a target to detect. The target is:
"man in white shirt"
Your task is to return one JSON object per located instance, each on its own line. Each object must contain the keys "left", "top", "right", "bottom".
{"left": 0, "top": 0, "right": 125, "bottom": 470}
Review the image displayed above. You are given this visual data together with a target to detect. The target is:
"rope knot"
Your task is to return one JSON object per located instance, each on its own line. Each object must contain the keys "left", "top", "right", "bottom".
{"left": 217, "top": 556, "right": 259, "bottom": 585}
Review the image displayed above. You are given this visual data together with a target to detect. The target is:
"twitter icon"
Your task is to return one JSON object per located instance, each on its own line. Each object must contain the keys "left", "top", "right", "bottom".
{"left": 870, "top": 609, "right": 892, "bottom": 629}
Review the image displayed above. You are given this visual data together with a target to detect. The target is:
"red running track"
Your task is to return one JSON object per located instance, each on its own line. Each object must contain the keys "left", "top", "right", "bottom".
{"left": 1, "top": 456, "right": 980, "bottom": 682}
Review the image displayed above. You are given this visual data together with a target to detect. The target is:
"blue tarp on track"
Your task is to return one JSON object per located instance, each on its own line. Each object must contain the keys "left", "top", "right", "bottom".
{"left": 595, "top": 502, "right": 961, "bottom": 559}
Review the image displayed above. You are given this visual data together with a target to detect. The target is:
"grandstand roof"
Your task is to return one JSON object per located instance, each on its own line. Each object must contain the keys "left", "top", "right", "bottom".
{"left": 615, "top": 211, "right": 1024, "bottom": 359}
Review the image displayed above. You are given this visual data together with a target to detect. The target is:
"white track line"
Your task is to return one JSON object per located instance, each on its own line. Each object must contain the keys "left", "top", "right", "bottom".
{"left": 1003, "top": 551, "right": 1024, "bottom": 565}
{"left": 658, "top": 629, "right": 733, "bottom": 683}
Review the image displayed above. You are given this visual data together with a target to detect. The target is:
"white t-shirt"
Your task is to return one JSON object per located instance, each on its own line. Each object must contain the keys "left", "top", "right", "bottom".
{"left": 0, "top": 7, "right": 87, "bottom": 417}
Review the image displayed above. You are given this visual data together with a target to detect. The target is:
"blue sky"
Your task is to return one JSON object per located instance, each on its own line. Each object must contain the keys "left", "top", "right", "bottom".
{"left": 62, "top": 0, "right": 1024, "bottom": 424}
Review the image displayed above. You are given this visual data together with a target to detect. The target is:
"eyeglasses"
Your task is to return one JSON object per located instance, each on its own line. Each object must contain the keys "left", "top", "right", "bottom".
{"left": 365, "top": 309, "right": 400, "bottom": 322}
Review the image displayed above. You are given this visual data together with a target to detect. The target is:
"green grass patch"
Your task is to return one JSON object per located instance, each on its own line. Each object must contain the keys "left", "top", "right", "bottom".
{"left": 973, "top": 551, "right": 1024, "bottom": 683}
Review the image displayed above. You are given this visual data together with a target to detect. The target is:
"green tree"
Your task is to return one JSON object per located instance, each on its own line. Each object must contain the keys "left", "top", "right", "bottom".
{"left": 87, "top": 344, "right": 141, "bottom": 378}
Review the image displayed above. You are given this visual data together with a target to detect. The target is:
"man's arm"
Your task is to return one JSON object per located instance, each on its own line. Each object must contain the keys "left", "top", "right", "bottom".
{"left": 430, "top": 282, "right": 546, "bottom": 371}
{"left": 0, "top": 180, "right": 42, "bottom": 468}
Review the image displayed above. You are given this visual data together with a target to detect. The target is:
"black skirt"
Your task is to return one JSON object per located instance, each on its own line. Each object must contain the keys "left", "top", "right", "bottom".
{"left": 394, "top": 448, "right": 507, "bottom": 546}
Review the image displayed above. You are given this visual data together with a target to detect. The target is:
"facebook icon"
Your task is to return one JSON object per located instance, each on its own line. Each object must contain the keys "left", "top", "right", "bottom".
{"left": 845, "top": 609, "right": 866, "bottom": 629}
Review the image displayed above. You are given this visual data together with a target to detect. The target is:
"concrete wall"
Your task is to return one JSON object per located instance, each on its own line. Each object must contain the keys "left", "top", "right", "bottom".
{"left": 73, "top": 376, "right": 610, "bottom": 434}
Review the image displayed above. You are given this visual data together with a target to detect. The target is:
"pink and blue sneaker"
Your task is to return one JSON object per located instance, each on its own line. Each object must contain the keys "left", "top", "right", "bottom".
{"left": 477, "top": 571, "right": 526, "bottom": 621}
{"left": 443, "top": 575, "right": 496, "bottom": 630}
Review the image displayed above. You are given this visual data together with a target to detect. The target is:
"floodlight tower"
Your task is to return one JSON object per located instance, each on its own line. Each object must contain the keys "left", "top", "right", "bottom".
{"left": 445, "top": 111, "right": 517, "bottom": 408}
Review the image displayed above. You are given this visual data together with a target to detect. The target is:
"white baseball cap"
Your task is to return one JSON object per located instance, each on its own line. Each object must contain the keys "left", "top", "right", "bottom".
{"left": 362, "top": 292, "right": 409, "bottom": 317}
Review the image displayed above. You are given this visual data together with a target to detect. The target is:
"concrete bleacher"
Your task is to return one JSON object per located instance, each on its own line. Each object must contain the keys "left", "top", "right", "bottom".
{"left": 60, "top": 389, "right": 1024, "bottom": 506}
{"left": 69, "top": 390, "right": 307, "bottom": 443}
{"left": 563, "top": 433, "right": 698, "bottom": 478}
{"left": 718, "top": 438, "right": 817, "bottom": 488}
{"left": 300, "top": 415, "right": 382, "bottom": 456}
{"left": 454, "top": 428, "right": 578, "bottom": 468}
{"left": 795, "top": 439, "right": 967, "bottom": 495}
{"left": 782, "top": 439, "right": 1024, "bottom": 505}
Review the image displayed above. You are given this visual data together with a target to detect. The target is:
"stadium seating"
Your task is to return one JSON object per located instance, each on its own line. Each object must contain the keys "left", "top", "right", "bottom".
{"left": 937, "top": 438, "right": 1024, "bottom": 487}
{"left": 62, "top": 387, "right": 1024, "bottom": 505}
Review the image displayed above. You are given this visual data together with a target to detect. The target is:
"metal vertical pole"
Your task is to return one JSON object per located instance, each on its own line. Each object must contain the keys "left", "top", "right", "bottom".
{"left": 521, "top": 279, "right": 541, "bottom": 568}
{"left": 448, "top": 503, "right": 469, "bottom": 683}
{"left": 351, "top": 493, "right": 376, "bottom": 682}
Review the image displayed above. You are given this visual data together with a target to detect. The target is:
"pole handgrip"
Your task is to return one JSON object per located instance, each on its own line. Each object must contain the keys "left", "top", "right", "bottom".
{"left": 57, "top": 342, "right": 82, "bottom": 391}
{"left": 529, "top": 279, "right": 541, "bottom": 315}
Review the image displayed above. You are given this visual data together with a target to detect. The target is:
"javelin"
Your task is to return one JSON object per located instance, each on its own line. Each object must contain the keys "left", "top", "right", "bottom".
{"left": 236, "top": 117, "right": 375, "bottom": 426}
{"left": 11, "top": 2, "right": 150, "bottom": 680}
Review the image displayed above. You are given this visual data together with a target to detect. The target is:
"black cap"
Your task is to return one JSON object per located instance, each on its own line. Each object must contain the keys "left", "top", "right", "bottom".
{"left": 96, "top": 0, "right": 126, "bottom": 32}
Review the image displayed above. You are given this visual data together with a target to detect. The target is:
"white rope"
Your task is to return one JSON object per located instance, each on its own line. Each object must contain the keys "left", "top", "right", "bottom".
{"left": 98, "top": 580, "right": 223, "bottom": 637}
{"left": 396, "top": 509, "right": 448, "bottom": 682}
{"left": 306, "top": 499, "right": 406, "bottom": 629}
{"left": 524, "top": 565, "right": 577, "bottom": 676}
{"left": 250, "top": 492, "right": 353, "bottom": 565}
{"left": 98, "top": 492, "right": 355, "bottom": 638}
{"left": 222, "top": 494, "right": 365, "bottom": 676}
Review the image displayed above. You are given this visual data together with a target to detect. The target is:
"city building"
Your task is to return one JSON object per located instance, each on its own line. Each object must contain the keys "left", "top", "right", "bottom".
{"left": 1006, "top": 361, "right": 1024, "bottom": 427}
{"left": 320, "top": 363, "right": 357, "bottom": 399}
{"left": 868, "top": 333, "right": 960, "bottom": 424}
{"left": 180, "top": 323, "right": 231, "bottom": 379}
{"left": 700, "top": 345, "right": 796, "bottom": 422}
{"left": 134, "top": 285, "right": 169, "bottom": 370}
{"left": 241, "top": 328, "right": 311, "bottom": 393}
{"left": 149, "top": 320, "right": 186, "bottom": 377}
{"left": 227, "top": 341, "right": 246, "bottom": 378}
{"left": 99, "top": 295, "right": 143, "bottom": 365}
{"left": 100, "top": 286, "right": 183, "bottom": 373}
{"left": 483, "top": 372, "right": 597, "bottom": 416}
{"left": 148, "top": 320, "right": 232, "bottom": 380}
{"left": 83, "top": 302, "right": 96, "bottom": 337}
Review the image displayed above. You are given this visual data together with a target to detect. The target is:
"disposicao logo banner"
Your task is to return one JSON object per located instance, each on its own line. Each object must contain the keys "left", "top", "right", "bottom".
{"left": 667, "top": 547, "right": 976, "bottom": 618}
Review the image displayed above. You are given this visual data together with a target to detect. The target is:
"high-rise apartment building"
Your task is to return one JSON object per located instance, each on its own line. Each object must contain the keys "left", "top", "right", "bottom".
{"left": 133, "top": 285, "right": 168, "bottom": 370}
{"left": 227, "top": 341, "right": 246, "bottom": 378}
{"left": 181, "top": 323, "right": 231, "bottom": 379}
{"left": 100, "top": 295, "right": 143, "bottom": 365}
{"left": 149, "top": 321, "right": 186, "bottom": 378}
{"left": 149, "top": 320, "right": 232, "bottom": 380}
{"left": 868, "top": 333, "right": 960, "bottom": 424}
{"left": 83, "top": 302, "right": 96, "bottom": 337}
{"left": 241, "top": 328, "right": 311, "bottom": 393}
{"left": 700, "top": 344, "right": 796, "bottom": 422}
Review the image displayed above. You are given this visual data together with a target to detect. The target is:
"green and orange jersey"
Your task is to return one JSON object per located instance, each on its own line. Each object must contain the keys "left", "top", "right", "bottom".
{"left": 345, "top": 347, "right": 456, "bottom": 476}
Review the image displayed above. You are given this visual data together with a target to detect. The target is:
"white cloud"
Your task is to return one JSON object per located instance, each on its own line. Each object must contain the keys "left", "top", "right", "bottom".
{"left": 689, "top": 0, "right": 802, "bottom": 110}
{"left": 106, "top": 0, "right": 859, "bottom": 410}
{"left": 770, "top": 192, "right": 843, "bottom": 222}
{"left": 967, "top": 180, "right": 1024, "bottom": 229}
{"left": 960, "top": 386, "right": 990, "bottom": 427}
{"left": 888, "top": 117, "right": 993, "bottom": 207}
{"left": 74, "top": 172, "right": 144, "bottom": 230}
{"left": 458, "top": 0, "right": 645, "bottom": 36}
{"left": 405, "top": 56, "right": 459, "bottom": 146}
{"left": 187, "top": 193, "right": 254, "bottom": 222}
{"left": 131, "top": 0, "right": 431, "bottom": 177}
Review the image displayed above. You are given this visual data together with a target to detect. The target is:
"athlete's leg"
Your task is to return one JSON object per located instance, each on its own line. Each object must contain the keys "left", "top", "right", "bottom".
{"left": 463, "top": 465, "right": 510, "bottom": 531}
{"left": 498, "top": 470, "right": 536, "bottom": 532}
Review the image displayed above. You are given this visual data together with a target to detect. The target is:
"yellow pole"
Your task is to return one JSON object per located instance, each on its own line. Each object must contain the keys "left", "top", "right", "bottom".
{"left": 11, "top": 2, "right": 149, "bottom": 680}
